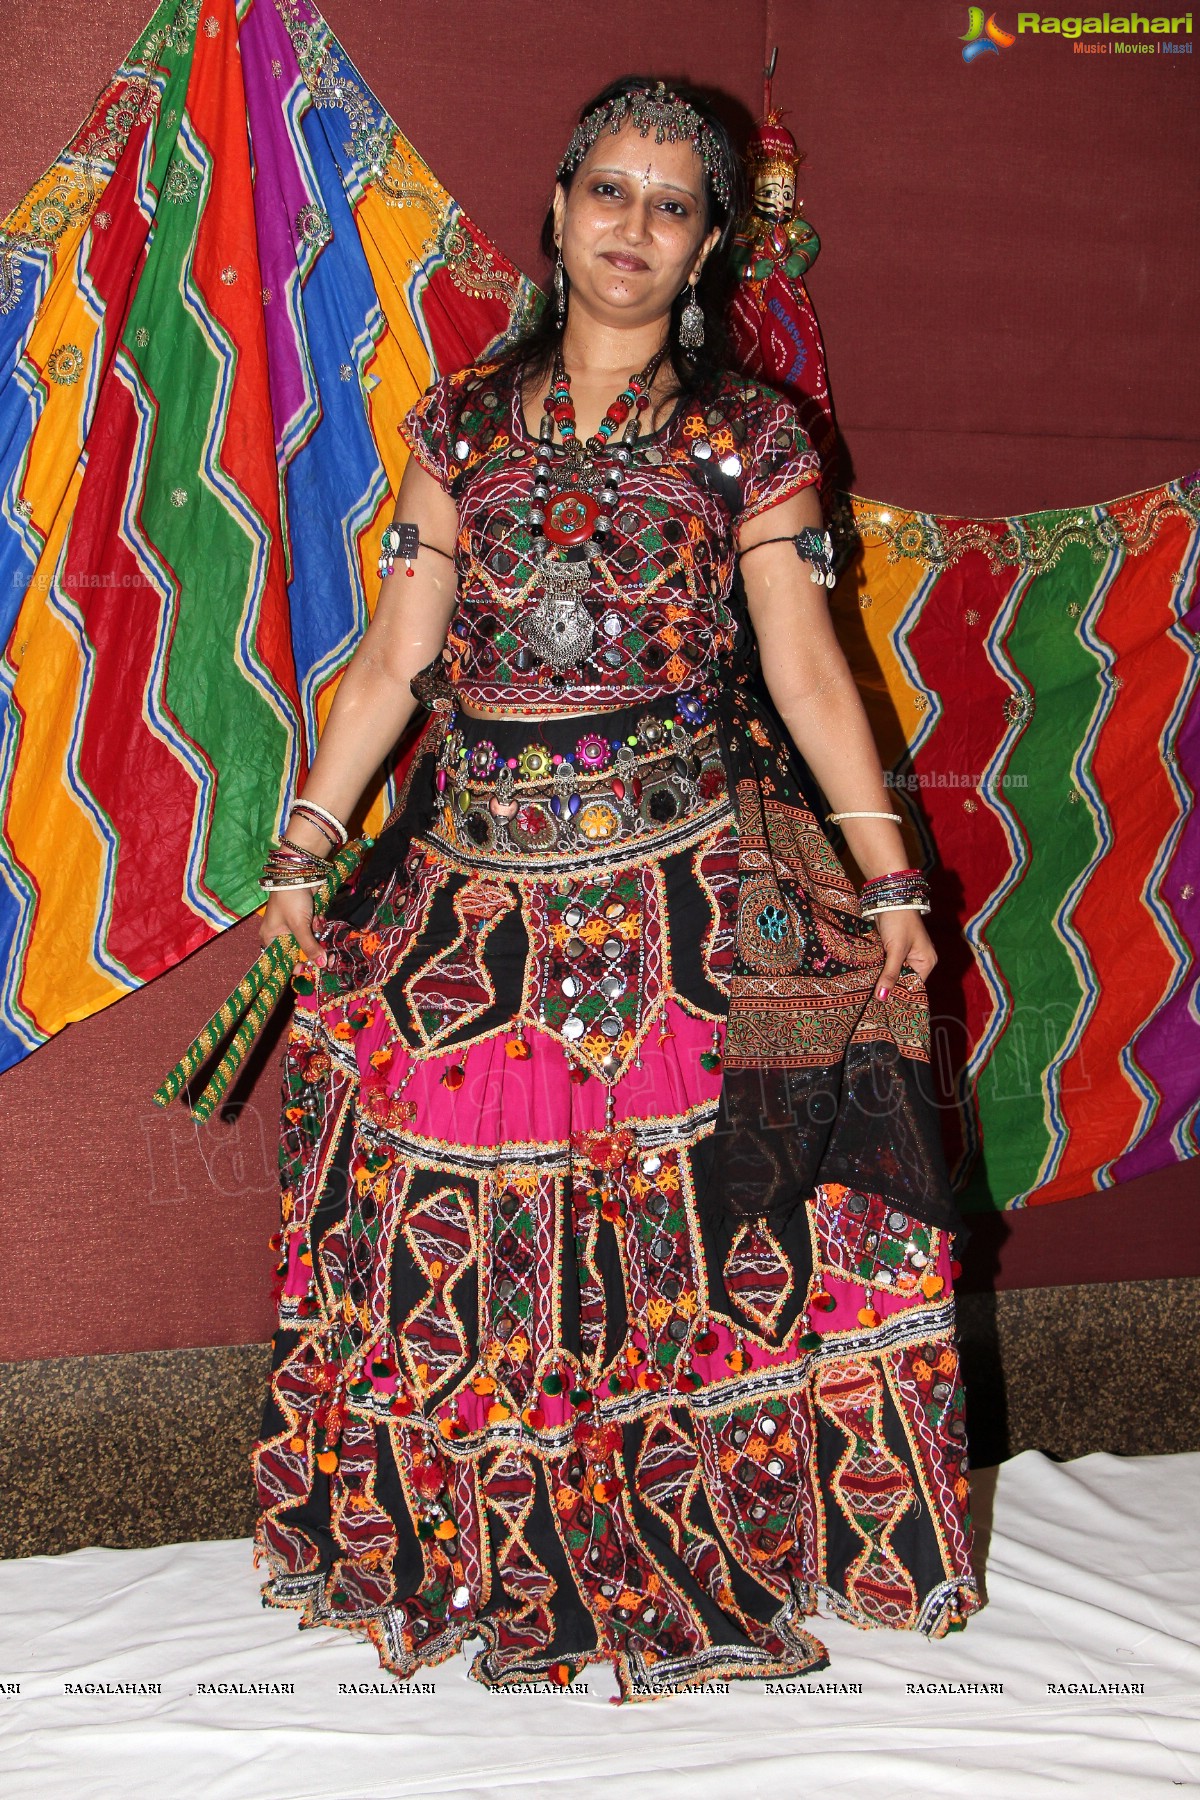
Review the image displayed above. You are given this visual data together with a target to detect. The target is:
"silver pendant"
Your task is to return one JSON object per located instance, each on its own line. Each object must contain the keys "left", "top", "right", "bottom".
{"left": 523, "top": 555, "right": 595, "bottom": 669}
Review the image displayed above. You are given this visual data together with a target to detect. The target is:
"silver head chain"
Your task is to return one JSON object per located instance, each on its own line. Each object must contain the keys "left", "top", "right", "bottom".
{"left": 555, "top": 81, "right": 732, "bottom": 214}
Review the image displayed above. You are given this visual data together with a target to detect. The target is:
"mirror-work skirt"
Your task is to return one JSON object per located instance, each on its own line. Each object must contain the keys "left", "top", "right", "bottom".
{"left": 250, "top": 693, "right": 984, "bottom": 1703}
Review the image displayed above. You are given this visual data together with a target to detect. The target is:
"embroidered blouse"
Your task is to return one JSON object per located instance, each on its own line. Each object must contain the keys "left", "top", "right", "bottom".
{"left": 396, "top": 356, "right": 821, "bottom": 713}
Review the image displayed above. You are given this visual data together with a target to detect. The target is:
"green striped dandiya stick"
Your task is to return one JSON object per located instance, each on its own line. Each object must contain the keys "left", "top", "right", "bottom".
{"left": 151, "top": 835, "right": 374, "bottom": 1122}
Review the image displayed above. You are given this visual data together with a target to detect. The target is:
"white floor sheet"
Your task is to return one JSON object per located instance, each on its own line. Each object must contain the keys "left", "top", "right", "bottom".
{"left": 0, "top": 1447, "right": 1196, "bottom": 1800}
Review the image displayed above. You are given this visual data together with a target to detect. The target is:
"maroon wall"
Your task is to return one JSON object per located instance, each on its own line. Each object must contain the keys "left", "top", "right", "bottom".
{"left": 2, "top": 0, "right": 1197, "bottom": 1362}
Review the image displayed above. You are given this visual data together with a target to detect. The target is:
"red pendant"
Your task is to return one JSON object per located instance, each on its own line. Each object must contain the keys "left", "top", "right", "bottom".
{"left": 544, "top": 488, "right": 599, "bottom": 546}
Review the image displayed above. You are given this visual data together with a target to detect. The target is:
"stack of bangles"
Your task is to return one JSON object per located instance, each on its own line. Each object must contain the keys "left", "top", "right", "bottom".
{"left": 258, "top": 799, "right": 350, "bottom": 892}
{"left": 826, "top": 809, "right": 932, "bottom": 918}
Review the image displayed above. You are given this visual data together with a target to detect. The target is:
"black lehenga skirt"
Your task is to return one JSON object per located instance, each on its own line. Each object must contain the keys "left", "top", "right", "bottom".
{"left": 249, "top": 682, "right": 984, "bottom": 1703}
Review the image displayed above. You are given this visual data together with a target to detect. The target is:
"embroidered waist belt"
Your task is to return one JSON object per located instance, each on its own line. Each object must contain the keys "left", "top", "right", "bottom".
{"left": 427, "top": 696, "right": 730, "bottom": 869}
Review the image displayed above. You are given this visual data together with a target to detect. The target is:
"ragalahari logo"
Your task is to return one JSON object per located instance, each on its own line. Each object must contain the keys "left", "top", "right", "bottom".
{"left": 961, "top": 6, "right": 1018, "bottom": 57}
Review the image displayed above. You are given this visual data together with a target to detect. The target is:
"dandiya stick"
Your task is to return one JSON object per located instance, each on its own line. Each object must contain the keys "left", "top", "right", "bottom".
{"left": 150, "top": 835, "right": 374, "bottom": 1121}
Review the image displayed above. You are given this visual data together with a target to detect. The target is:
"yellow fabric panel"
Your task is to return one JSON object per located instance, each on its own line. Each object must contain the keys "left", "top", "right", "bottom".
{"left": 7, "top": 469, "right": 129, "bottom": 1027}
{"left": 836, "top": 500, "right": 936, "bottom": 769}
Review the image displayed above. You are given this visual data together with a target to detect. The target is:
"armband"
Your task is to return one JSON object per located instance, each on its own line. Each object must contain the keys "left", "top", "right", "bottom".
{"left": 737, "top": 526, "right": 836, "bottom": 588}
{"left": 378, "top": 522, "right": 455, "bottom": 580}
{"left": 791, "top": 527, "right": 836, "bottom": 588}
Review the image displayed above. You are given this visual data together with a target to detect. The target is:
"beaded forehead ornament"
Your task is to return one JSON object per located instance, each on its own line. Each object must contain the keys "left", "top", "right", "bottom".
{"left": 556, "top": 80, "right": 733, "bottom": 213}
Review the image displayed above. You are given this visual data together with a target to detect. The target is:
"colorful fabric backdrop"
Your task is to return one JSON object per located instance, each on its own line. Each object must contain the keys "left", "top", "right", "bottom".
{"left": 0, "top": 0, "right": 537, "bottom": 1062}
{"left": 1, "top": 0, "right": 1196, "bottom": 1213}
{"left": 834, "top": 486, "right": 1200, "bottom": 1209}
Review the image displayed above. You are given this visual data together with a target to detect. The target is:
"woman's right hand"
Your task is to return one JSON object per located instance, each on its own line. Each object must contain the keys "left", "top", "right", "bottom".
{"left": 258, "top": 815, "right": 333, "bottom": 966}
{"left": 259, "top": 884, "right": 327, "bottom": 967}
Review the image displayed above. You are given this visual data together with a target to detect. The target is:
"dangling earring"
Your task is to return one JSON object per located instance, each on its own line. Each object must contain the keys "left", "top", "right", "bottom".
{"left": 554, "top": 246, "right": 566, "bottom": 328}
{"left": 678, "top": 277, "right": 705, "bottom": 351}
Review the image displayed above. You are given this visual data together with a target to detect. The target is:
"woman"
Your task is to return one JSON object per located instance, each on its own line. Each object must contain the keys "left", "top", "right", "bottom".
{"left": 250, "top": 75, "right": 984, "bottom": 1703}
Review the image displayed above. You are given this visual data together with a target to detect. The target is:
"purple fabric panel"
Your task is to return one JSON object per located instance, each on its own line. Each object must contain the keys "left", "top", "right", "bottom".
{"left": 1115, "top": 511, "right": 1200, "bottom": 1181}
{"left": 239, "top": 0, "right": 312, "bottom": 453}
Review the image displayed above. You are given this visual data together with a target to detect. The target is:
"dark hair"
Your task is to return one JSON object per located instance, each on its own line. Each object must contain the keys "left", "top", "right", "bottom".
{"left": 490, "top": 74, "right": 746, "bottom": 422}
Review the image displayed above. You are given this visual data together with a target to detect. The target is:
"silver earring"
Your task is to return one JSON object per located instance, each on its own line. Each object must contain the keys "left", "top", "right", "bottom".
{"left": 678, "top": 278, "right": 705, "bottom": 351}
{"left": 554, "top": 247, "right": 566, "bottom": 327}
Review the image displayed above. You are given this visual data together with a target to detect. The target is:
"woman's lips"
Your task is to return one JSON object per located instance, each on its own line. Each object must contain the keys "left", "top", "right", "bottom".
{"left": 602, "top": 252, "right": 649, "bottom": 271}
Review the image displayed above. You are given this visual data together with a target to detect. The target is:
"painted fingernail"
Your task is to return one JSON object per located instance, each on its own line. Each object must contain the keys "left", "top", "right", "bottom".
{"left": 878, "top": 985, "right": 889, "bottom": 1001}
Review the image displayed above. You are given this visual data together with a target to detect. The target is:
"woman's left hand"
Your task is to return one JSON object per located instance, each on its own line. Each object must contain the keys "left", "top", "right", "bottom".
{"left": 873, "top": 908, "right": 937, "bottom": 1001}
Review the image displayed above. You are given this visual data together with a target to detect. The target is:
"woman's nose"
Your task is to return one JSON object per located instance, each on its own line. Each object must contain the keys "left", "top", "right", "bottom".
{"left": 616, "top": 197, "right": 654, "bottom": 243}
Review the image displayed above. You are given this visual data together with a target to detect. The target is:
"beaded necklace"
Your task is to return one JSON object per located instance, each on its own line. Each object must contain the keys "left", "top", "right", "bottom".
{"left": 523, "top": 342, "right": 669, "bottom": 672}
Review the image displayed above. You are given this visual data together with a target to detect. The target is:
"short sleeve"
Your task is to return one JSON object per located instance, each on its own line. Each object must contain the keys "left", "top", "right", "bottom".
{"left": 739, "top": 388, "right": 822, "bottom": 522}
{"left": 396, "top": 372, "right": 458, "bottom": 492}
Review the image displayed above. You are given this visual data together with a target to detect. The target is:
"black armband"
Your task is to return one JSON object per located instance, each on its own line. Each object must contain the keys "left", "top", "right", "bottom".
{"left": 738, "top": 526, "right": 836, "bottom": 589}
{"left": 378, "top": 521, "right": 454, "bottom": 580}
{"left": 793, "top": 526, "right": 836, "bottom": 588}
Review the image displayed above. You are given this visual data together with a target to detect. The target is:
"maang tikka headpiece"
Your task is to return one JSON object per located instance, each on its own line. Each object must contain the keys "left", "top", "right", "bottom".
{"left": 556, "top": 81, "right": 732, "bottom": 214}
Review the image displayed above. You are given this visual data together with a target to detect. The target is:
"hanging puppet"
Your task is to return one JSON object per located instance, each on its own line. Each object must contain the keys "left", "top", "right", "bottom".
{"left": 726, "top": 56, "right": 845, "bottom": 525}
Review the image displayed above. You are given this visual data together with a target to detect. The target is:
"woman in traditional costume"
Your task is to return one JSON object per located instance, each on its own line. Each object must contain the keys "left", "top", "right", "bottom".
{"left": 249, "top": 74, "right": 984, "bottom": 1703}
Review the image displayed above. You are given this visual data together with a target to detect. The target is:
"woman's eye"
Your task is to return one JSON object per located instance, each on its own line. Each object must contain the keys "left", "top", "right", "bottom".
{"left": 590, "top": 182, "right": 688, "bottom": 216}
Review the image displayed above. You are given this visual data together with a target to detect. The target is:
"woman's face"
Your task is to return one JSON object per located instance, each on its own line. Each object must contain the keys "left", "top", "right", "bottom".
{"left": 553, "top": 119, "right": 722, "bottom": 331}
